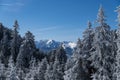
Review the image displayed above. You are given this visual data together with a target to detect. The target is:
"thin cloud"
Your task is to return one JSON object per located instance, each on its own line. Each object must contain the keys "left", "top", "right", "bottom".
{"left": 0, "top": 0, "right": 25, "bottom": 11}
{"left": 35, "top": 27, "right": 58, "bottom": 32}
{"left": 0, "top": 3, "right": 24, "bottom": 6}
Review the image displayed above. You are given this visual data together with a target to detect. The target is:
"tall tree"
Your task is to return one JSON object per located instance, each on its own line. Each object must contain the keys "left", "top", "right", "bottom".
{"left": 82, "top": 21, "right": 94, "bottom": 57}
{"left": 115, "top": 5, "right": 120, "bottom": 80}
{"left": 11, "top": 20, "right": 22, "bottom": 62}
{"left": 89, "top": 5, "right": 114, "bottom": 80}
{"left": 16, "top": 31, "right": 36, "bottom": 68}
{"left": 0, "top": 29, "right": 10, "bottom": 65}
{"left": 82, "top": 21, "right": 94, "bottom": 79}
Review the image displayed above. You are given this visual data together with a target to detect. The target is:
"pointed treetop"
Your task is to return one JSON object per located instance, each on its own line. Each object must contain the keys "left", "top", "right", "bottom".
{"left": 59, "top": 42, "right": 64, "bottom": 49}
{"left": 77, "top": 38, "right": 82, "bottom": 48}
{"left": 0, "top": 23, "right": 2, "bottom": 26}
{"left": 97, "top": 5, "right": 106, "bottom": 26}
{"left": 87, "top": 21, "right": 92, "bottom": 29}
{"left": 0, "top": 23, "right": 3, "bottom": 29}
{"left": 25, "top": 31, "right": 35, "bottom": 41}
{"left": 13, "top": 20, "right": 19, "bottom": 31}
{"left": 115, "top": 5, "right": 120, "bottom": 27}
{"left": 77, "top": 38, "right": 81, "bottom": 44}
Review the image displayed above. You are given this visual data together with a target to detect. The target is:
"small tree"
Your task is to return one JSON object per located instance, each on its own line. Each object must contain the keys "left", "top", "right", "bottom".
{"left": 36, "top": 58, "right": 48, "bottom": 80}
{"left": 0, "top": 59, "right": 6, "bottom": 80}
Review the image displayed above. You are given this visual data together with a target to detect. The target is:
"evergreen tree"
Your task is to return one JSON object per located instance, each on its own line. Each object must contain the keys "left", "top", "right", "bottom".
{"left": 64, "top": 58, "right": 88, "bottom": 80}
{"left": 64, "top": 38, "right": 89, "bottom": 80}
{"left": 45, "top": 63, "right": 53, "bottom": 80}
{"left": 82, "top": 21, "right": 94, "bottom": 79}
{"left": 0, "top": 29, "right": 10, "bottom": 65}
{"left": 82, "top": 21, "right": 94, "bottom": 57}
{"left": 6, "top": 56, "right": 18, "bottom": 80}
{"left": 115, "top": 5, "right": 120, "bottom": 80}
{"left": 0, "top": 59, "right": 6, "bottom": 80}
{"left": 36, "top": 58, "right": 48, "bottom": 80}
{"left": 89, "top": 6, "right": 114, "bottom": 80}
{"left": 25, "top": 57, "right": 37, "bottom": 80}
{"left": 55, "top": 44, "right": 67, "bottom": 64}
{"left": 16, "top": 31, "right": 36, "bottom": 68}
{"left": 11, "top": 20, "right": 22, "bottom": 62}
{"left": 52, "top": 59, "right": 64, "bottom": 80}
{"left": 97, "top": 5, "right": 106, "bottom": 26}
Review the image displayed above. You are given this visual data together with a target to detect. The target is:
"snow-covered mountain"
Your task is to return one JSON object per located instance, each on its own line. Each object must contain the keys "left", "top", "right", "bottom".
{"left": 35, "top": 40, "right": 76, "bottom": 55}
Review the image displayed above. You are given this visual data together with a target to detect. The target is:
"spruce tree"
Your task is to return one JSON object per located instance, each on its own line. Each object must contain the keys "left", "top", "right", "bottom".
{"left": 115, "top": 5, "right": 120, "bottom": 80}
{"left": 89, "top": 5, "right": 113, "bottom": 80}
{"left": 37, "top": 58, "right": 48, "bottom": 80}
{"left": 11, "top": 20, "right": 22, "bottom": 63}
{"left": 16, "top": 31, "right": 36, "bottom": 68}
{"left": 0, "top": 29, "right": 10, "bottom": 65}
{"left": 64, "top": 38, "right": 89, "bottom": 80}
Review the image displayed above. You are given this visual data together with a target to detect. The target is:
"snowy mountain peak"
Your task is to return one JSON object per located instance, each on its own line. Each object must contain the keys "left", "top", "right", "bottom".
{"left": 46, "top": 39, "right": 55, "bottom": 44}
{"left": 35, "top": 40, "right": 76, "bottom": 55}
{"left": 68, "top": 42, "right": 77, "bottom": 48}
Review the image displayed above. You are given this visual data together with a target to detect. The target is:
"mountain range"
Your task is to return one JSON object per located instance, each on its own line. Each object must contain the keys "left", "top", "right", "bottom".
{"left": 35, "top": 40, "right": 76, "bottom": 55}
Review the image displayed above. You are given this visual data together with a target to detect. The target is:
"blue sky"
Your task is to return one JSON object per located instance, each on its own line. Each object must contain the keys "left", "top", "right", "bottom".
{"left": 0, "top": 0, "right": 119, "bottom": 41}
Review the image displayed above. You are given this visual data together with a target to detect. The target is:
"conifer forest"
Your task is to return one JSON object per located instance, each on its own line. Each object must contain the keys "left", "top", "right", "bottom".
{"left": 1, "top": 5, "right": 120, "bottom": 80}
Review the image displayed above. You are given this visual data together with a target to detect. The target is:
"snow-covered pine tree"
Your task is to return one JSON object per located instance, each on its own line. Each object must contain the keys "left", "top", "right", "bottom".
{"left": 64, "top": 58, "right": 88, "bottom": 80}
{"left": 115, "top": 5, "right": 120, "bottom": 80}
{"left": 45, "top": 45, "right": 67, "bottom": 80}
{"left": 97, "top": 5, "right": 106, "bottom": 26}
{"left": 55, "top": 44, "right": 67, "bottom": 65}
{"left": 64, "top": 38, "right": 89, "bottom": 80}
{"left": 11, "top": 20, "right": 22, "bottom": 63}
{"left": 16, "top": 31, "right": 36, "bottom": 68}
{"left": 0, "top": 59, "right": 6, "bottom": 80}
{"left": 45, "top": 60, "right": 64, "bottom": 80}
{"left": 82, "top": 21, "right": 94, "bottom": 79}
{"left": 25, "top": 57, "right": 37, "bottom": 80}
{"left": 72, "top": 38, "right": 83, "bottom": 62}
{"left": 82, "top": 21, "right": 94, "bottom": 57}
{"left": 89, "top": 5, "right": 114, "bottom": 80}
{"left": 16, "top": 67, "right": 25, "bottom": 80}
{"left": 65, "top": 38, "right": 82, "bottom": 71}
{"left": 0, "top": 29, "right": 10, "bottom": 65}
{"left": 5, "top": 56, "right": 18, "bottom": 80}
{"left": 45, "top": 63, "right": 54, "bottom": 80}
{"left": 52, "top": 58, "right": 64, "bottom": 80}
{"left": 36, "top": 57, "right": 48, "bottom": 80}
{"left": 47, "top": 50, "right": 56, "bottom": 63}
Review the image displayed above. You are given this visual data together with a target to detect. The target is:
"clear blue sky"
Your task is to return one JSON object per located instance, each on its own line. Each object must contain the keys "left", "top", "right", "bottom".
{"left": 0, "top": 0, "right": 119, "bottom": 41}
